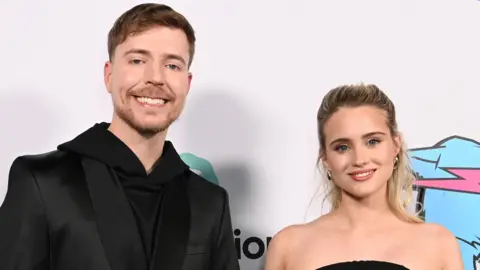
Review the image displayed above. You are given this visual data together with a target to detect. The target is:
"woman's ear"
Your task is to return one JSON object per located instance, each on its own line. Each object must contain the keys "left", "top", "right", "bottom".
{"left": 392, "top": 135, "right": 402, "bottom": 156}
{"left": 319, "top": 151, "right": 330, "bottom": 171}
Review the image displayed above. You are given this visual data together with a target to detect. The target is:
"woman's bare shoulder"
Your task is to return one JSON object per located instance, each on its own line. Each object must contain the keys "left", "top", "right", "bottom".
{"left": 264, "top": 224, "right": 307, "bottom": 270}
{"left": 269, "top": 215, "right": 334, "bottom": 249}
{"left": 264, "top": 217, "right": 332, "bottom": 270}
{"left": 268, "top": 223, "right": 309, "bottom": 250}
{"left": 413, "top": 222, "right": 457, "bottom": 240}
{"left": 410, "top": 222, "right": 463, "bottom": 269}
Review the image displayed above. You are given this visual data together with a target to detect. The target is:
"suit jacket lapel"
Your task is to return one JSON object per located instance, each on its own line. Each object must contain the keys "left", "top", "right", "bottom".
{"left": 82, "top": 157, "right": 147, "bottom": 270}
{"left": 150, "top": 175, "right": 191, "bottom": 270}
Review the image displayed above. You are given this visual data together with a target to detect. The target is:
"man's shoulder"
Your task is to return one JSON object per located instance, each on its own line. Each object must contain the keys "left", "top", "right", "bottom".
{"left": 185, "top": 171, "right": 229, "bottom": 206}
{"left": 13, "top": 149, "right": 79, "bottom": 174}
{"left": 186, "top": 171, "right": 228, "bottom": 197}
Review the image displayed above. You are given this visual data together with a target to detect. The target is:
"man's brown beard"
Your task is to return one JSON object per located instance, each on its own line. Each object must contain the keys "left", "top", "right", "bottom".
{"left": 115, "top": 105, "right": 174, "bottom": 139}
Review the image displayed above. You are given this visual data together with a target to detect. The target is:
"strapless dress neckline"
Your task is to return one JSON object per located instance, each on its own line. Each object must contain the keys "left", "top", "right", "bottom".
{"left": 316, "top": 260, "right": 409, "bottom": 270}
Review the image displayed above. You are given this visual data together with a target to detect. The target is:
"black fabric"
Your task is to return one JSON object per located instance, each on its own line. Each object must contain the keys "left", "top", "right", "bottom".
{"left": 58, "top": 122, "right": 189, "bottom": 264}
{"left": 81, "top": 156, "right": 148, "bottom": 270}
{"left": 0, "top": 122, "right": 240, "bottom": 270}
{"left": 316, "top": 261, "right": 409, "bottom": 270}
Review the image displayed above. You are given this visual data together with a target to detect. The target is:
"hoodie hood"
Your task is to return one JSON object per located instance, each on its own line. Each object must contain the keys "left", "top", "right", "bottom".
{"left": 57, "top": 122, "right": 189, "bottom": 182}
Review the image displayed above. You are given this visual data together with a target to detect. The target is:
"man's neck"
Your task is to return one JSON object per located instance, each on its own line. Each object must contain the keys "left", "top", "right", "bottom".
{"left": 108, "top": 118, "right": 167, "bottom": 173}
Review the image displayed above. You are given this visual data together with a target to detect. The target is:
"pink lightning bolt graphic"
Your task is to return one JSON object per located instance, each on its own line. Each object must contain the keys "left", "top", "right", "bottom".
{"left": 414, "top": 169, "right": 480, "bottom": 194}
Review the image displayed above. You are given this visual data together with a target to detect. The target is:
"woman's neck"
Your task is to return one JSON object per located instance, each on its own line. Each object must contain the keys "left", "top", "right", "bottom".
{"left": 333, "top": 190, "right": 399, "bottom": 232}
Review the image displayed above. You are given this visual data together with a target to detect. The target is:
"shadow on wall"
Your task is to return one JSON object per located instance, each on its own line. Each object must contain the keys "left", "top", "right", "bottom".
{"left": 180, "top": 88, "right": 266, "bottom": 269}
{"left": 0, "top": 90, "right": 61, "bottom": 205}
{"left": 182, "top": 88, "right": 255, "bottom": 216}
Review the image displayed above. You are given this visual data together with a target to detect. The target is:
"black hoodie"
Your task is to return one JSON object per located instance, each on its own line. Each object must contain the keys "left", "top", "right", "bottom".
{"left": 57, "top": 122, "right": 189, "bottom": 264}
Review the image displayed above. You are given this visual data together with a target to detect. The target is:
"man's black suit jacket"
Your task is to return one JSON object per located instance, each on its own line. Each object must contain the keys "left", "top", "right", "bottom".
{"left": 0, "top": 150, "right": 240, "bottom": 270}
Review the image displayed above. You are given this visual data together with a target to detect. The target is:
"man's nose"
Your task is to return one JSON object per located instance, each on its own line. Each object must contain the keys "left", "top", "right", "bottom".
{"left": 145, "top": 64, "right": 165, "bottom": 85}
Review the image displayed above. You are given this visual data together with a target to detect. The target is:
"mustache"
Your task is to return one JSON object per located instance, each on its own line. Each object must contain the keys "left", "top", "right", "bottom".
{"left": 130, "top": 86, "right": 175, "bottom": 100}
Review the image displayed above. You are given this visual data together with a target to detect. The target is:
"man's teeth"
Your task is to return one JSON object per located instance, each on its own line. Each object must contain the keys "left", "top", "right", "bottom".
{"left": 136, "top": 97, "right": 166, "bottom": 105}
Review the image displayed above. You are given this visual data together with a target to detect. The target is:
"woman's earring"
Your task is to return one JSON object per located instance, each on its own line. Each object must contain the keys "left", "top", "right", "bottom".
{"left": 393, "top": 156, "right": 399, "bottom": 169}
{"left": 327, "top": 171, "right": 332, "bottom": 180}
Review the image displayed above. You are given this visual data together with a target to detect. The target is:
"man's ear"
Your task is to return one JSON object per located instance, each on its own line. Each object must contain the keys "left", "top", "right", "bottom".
{"left": 186, "top": 72, "right": 193, "bottom": 93}
{"left": 104, "top": 61, "right": 113, "bottom": 93}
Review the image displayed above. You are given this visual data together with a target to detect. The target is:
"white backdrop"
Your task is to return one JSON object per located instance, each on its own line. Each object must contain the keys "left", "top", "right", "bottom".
{"left": 1, "top": 0, "right": 479, "bottom": 269}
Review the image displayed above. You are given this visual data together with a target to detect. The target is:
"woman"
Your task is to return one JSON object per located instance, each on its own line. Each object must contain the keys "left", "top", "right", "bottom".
{"left": 264, "top": 83, "right": 463, "bottom": 270}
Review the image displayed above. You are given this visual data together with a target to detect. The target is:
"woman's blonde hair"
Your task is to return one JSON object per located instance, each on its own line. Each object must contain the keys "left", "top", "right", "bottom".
{"left": 317, "top": 83, "right": 423, "bottom": 223}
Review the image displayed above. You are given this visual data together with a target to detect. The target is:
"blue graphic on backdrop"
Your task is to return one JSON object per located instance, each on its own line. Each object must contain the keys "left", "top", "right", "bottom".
{"left": 410, "top": 136, "right": 480, "bottom": 270}
{"left": 180, "top": 152, "right": 219, "bottom": 185}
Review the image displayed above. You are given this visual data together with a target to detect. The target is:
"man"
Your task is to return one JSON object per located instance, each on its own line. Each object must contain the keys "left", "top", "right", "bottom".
{"left": 0, "top": 3, "right": 239, "bottom": 270}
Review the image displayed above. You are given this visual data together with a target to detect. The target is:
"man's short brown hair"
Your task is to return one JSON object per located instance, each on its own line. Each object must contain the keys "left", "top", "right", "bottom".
{"left": 107, "top": 3, "right": 196, "bottom": 67}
